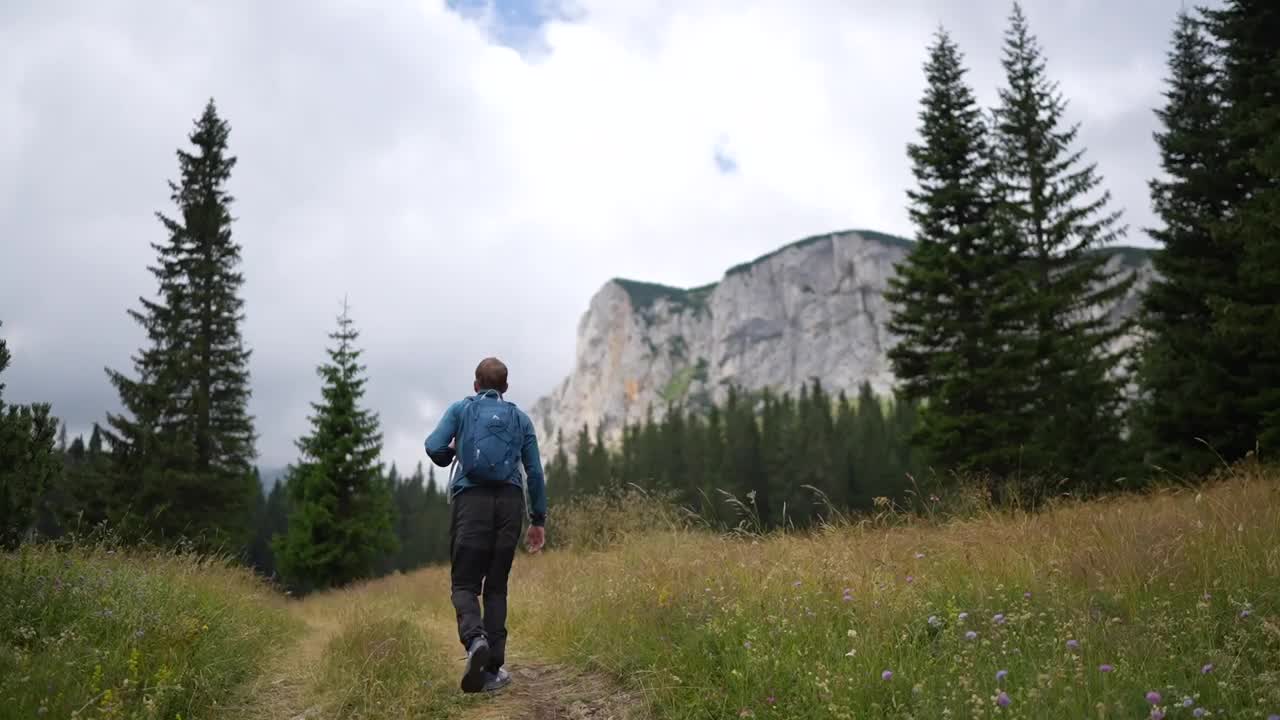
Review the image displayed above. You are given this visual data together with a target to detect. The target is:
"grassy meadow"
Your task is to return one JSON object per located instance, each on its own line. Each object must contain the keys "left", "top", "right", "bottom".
{"left": 0, "top": 540, "right": 298, "bottom": 719}
{"left": 400, "top": 463, "right": 1280, "bottom": 719}
{"left": 3, "top": 463, "right": 1279, "bottom": 719}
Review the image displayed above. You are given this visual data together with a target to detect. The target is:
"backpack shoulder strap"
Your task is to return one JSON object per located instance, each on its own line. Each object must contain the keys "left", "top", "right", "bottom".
{"left": 445, "top": 397, "right": 478, "bottom": 504}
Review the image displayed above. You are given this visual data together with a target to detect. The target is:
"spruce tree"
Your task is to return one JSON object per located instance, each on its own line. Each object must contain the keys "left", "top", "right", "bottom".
{"left": 991, "top": 3, "right": 1135, "bottom": 487}
{"left": 0, "top": 322, "right": 61, "bottom": 548}
{"left": 1137, "top": 11, "right": 1239, "bottom": 473}
{"left": 886, "top": 28, "right": 1031, "bottom": 478}
{"left": 247, "top": 476, "right": 290, "bottom": 578}
{"left": 274, "top": 303, "right": 398, "bottom": 593}
{"left": 104, "top": 98, "right": 257, "bottom": 545}
{"left": 1202, "top": 0, "right": 1280, "bottom": 454}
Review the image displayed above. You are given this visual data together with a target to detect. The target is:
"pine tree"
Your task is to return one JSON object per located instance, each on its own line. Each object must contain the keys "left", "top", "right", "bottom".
{"left": 246, "top": 475, "right": 290, "bottom": 578}
{"left": 722, "top": 387, "right": 767, "bottom": 528}
{"left": 1137, "top": 11, "right": 1239, "bottom": 473}
{"left": 1, "top": 322, "right": 61, "bottom": 548}
{"left": 245, "top": 469, "right": 269, "bottom": 569}
{"left": 1202, "top": 0, "right": 1280, "bottom": 454}
{"left": 274, "top": 303, "right": 398, "bottom": 593}
{"left": 886, "top": 28, "right": 1033, "bottom": 478}
{"left": 852, "top": 382, "right": 894, "bottom": 502}
{"left": 991, "top": 3, "right": 1136, "bottom": 487}
{"left": 103, "top": 99, "right": 257, "bottom": 545}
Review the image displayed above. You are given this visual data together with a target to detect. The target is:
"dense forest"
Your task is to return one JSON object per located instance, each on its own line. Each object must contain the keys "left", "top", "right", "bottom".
{"left": 543, "top": 381, "right": 925, "bottom": 529}
{"left": 1, "top": 1, "right": 1276, "bottom": 593}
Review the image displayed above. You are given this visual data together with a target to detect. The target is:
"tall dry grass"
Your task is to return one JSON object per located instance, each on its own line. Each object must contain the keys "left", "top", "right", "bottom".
{"left": 398, "top": 461, "right": 1280, "bottom": 719}
{"left": 275, "top": 575, "right": 468, "bottom": 720}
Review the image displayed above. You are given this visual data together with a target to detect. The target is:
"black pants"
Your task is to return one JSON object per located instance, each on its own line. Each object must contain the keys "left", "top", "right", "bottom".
{"left": 449, "top": 484, "right": 524, "bottom": 671}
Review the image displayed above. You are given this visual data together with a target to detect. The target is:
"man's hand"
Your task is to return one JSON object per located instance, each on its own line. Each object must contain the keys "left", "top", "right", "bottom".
{"left": 526, "top": 525, "right": 546, "bottom": 554}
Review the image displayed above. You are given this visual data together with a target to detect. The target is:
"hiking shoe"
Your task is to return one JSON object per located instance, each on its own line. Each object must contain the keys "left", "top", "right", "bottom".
{"left": 482, "top": 667, "right": 511, "bottom": 692}
{"left": 460, "top": 637, "right": 491, "bottom": 693}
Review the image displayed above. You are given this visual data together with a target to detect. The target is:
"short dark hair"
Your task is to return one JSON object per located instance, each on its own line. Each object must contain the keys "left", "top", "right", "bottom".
{"left": 475, "top": 357, "right": 509, "bottom": 392}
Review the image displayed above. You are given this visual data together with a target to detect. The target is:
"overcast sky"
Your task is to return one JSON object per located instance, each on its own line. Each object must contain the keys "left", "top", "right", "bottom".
{"left": 2, "top": 0, "right": 1187, "bottom": 473}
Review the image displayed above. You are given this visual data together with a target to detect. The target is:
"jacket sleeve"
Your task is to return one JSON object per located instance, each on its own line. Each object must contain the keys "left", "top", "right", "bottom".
{"left": 519, "top": 413, "right": 548, "bottom": 527}
{"left": 424, "top": 401, "right": 461, "bottom": 467}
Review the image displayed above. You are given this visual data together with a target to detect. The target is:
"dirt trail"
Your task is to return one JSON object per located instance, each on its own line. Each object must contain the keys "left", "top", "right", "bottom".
{"left": 218, "top": 613, "right": 340, "bottom": 720}
{"left": 422, "top": 608, "right": 650, "bottom": 720}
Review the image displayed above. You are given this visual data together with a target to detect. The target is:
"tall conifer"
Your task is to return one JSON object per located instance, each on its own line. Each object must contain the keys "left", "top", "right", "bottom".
{"left": 1202, "top": 0, "right": 1280, "bottom": 453}
{"left": 104, "top": 99, "right": 257, "bottom": 544}
{"left": 991, "top": 4, "right": 1135, "bottom": 486}
{"left": 886, "top": 29, "right": 1031, "bottom": 478}
{"left": 274, "top": 303, "right": 397, "bottom": 593}
{"left": 1137, "top": 11, "right": 1238, "bottom": 473}
{"left": 0, "top": 322, "right": 60, "bottom": 548}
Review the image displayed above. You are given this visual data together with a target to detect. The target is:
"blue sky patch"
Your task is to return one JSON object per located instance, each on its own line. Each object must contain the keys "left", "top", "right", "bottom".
{"left": 446, "top": 0, "right": 577, "bottom": 53}
{"left": 714, "top": 144, "right": 739, "bottom": 175}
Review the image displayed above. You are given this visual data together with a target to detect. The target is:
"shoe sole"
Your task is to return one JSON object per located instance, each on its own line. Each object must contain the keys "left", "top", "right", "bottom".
{"left": 483, "top": 673, "right": 511, "bottom": 693}
{"left": 461, "top": 642, "right": 491, "bottom": 693}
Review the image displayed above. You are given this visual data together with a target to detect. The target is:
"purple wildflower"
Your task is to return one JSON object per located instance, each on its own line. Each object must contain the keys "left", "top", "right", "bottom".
{"left": 1146, "top": 691, "right": 1162, "bottom": 705}
{"left": 1151, "top": 711, "right": 1165, "bottom": 720}
{"left": 993, "top": 613, "right": 1006, "bottom": 625}
{"left": 1099, "top": 664, "right": 1114, "bottom": 673}
{"left": 743, "top": 641, "right": 752, "bottom": 650}
{"left": 1023, "top": 591, "right": 1032, "bottom": 600}
{"left": 995, "top": 669, "right": 1008, "bottom": 683}
{"left": 1193, "top": 709, "right": 1206, "bottom": 718}
{"left": 928, "top": 615, "right": 942, "bottom": 628}
{"left": 1240, "top": 609, "right": 1252, "bottom": 618}
{"left": 996, "top": 691, "right": 1010, "bottom": 707}
{"left": 1201, "top": 663, "right": 1213, "bottom": 674}
{"left": 765, "top": 696, "right": 776, "bottom": 705}
{"left": 958, "top": 612, "right": 969, "bottom": 622}
{"left": 1066, "top": 639, "right": 1080, "bottom": 650}
{"left": 906, "top": 575, "right": 914, "bottom": 584}
{"left": 1182, "top": 697, "right": 1194, "bottom": 708}
{"left": 965, "top": 631, "right": 978, "bottom": 641}
{"left": 881, "top": 670, "right": 893, "bottom": 681}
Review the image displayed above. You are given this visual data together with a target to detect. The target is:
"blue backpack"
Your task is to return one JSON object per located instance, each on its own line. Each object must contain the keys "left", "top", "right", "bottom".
{"left": 458, "top": 392, "right": 523, "bottom": 484}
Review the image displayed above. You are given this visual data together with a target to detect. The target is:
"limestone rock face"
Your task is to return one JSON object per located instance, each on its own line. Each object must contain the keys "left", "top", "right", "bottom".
{"left": 530, "top": 229, "right": 1153, "bottom": 454}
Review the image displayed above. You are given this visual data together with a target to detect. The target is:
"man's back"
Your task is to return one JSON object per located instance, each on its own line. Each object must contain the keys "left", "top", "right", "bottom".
{"left": 425, "top": 390, "right": 547, "bottom": 528}
{"left": 423, "top": 357, "right": 547, "bottom": 694}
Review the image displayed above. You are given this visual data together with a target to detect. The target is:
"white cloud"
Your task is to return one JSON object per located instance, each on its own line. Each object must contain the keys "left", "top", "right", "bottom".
{"left": 0, "top": 0, "right": 1176, "bottom": 471}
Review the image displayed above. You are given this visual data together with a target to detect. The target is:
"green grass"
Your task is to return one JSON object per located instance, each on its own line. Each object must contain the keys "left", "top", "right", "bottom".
{"left": 0, "top": 542, "right": 298, "bottom": 719}
{"left": 452, "top": 463, "right": 1280, "bottom": 719}
{"left": 662, "top": 366, "right": 699, "bottom": 403}
{"left": 7, "top": 458, "right": 1275, "bottom": 720}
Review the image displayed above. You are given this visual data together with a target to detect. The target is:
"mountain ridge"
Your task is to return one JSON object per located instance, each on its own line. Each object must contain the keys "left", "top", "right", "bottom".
{"left": 531, "top": 229, "right": 1155, "bottom": 455}
{"left": 609, "top": 229, "right": 1152, "bottom": 295}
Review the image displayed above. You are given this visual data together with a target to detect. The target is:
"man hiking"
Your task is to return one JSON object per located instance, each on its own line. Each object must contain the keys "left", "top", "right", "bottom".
{"left": 425, "top": 357, "right": 548, "bottom": 694}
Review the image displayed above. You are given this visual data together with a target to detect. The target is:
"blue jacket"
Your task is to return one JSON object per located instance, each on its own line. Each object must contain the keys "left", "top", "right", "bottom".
{"left": 424, "top": 390, "right": 547, "bottom": 527}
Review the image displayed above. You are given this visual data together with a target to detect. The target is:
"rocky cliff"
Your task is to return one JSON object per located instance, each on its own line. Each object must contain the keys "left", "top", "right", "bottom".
{"left": 530, "top": 229, "right": 1154, "bottom": 453}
